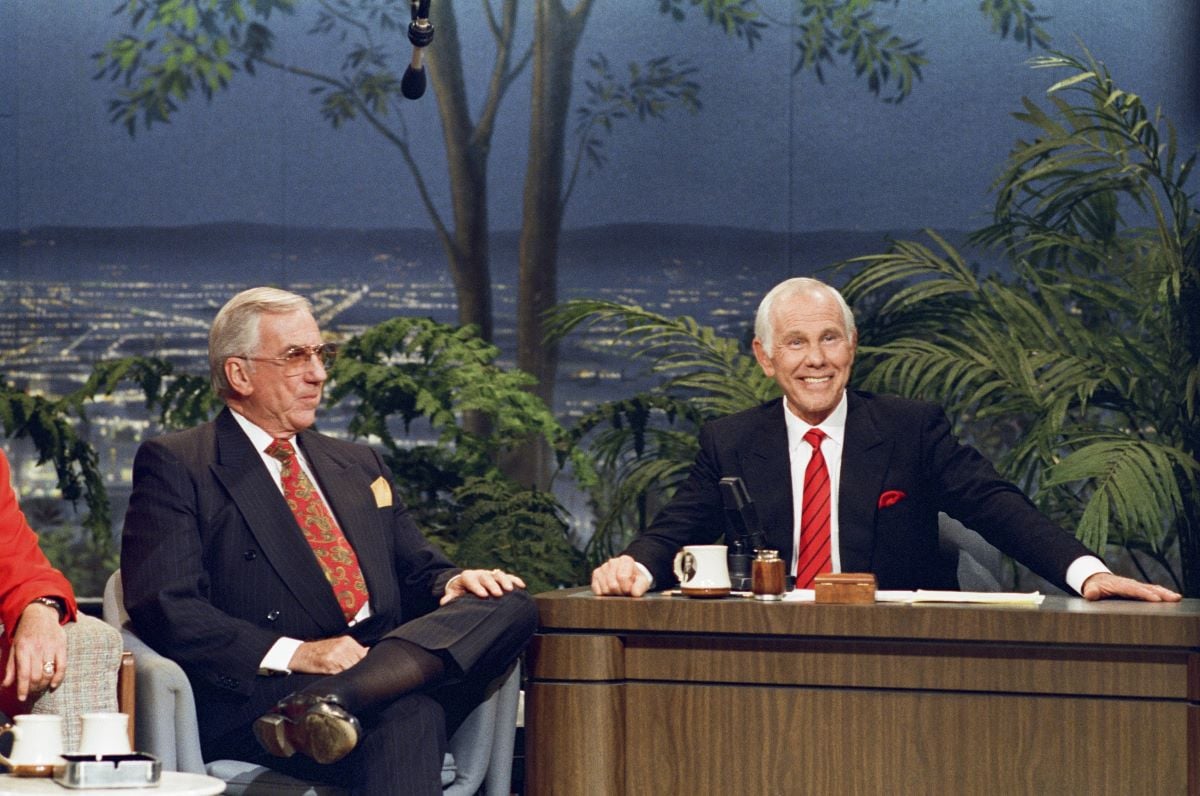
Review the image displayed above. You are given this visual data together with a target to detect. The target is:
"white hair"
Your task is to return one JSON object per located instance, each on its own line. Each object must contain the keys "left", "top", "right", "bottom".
{"left": 753, "top": 277, "right": 856, "bottom": 351}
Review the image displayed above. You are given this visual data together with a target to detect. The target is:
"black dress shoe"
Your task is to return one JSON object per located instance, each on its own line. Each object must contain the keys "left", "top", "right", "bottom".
{"left": 253, "top": 693, "right": 362, "bottom": 765}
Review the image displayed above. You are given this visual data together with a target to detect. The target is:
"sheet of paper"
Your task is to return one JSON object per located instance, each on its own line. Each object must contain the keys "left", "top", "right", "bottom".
{"left": 781, "top": 589, "right": 1044, "bottom": 605}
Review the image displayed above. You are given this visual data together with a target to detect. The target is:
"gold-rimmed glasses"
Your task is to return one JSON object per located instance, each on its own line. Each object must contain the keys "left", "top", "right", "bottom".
{"left": 240, "top": 343, "right": 338, "bottom": 375}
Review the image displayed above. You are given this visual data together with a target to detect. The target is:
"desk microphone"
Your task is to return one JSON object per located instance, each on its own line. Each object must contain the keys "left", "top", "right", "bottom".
{"left": 401, "top": 0, "right": 434, "bottom": 100}
{"left": 720, "top": 476, "right": 766, "bottom": 590}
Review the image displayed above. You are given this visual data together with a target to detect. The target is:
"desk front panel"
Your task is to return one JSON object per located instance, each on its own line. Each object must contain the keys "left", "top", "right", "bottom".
{"left": 624, "top": 682, "right": 1189, "bottom": 795}
{"left": 527, "top": 592, "right": 1200, "bottom": 795}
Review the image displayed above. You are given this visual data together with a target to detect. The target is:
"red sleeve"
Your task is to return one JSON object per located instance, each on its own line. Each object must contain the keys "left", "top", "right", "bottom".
{"left": 0, "top": 449, "right": 77, "bottom": 639}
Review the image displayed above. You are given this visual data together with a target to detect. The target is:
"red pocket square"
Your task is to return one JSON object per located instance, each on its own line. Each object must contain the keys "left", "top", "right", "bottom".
{"left": 877, "top": 490, "right": 906, "bottom": 509}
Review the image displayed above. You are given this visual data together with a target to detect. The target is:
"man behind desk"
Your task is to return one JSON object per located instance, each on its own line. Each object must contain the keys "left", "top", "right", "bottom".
{"left": 122, "top": 288, "right": 537, "bottom": 795}
{"left": 592, "top": 277, "right": 1180, "bottom": 603}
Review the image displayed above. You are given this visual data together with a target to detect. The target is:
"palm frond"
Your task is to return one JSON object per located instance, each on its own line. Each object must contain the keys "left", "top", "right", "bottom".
{"left": 1042, "top": 436, "right": 1200, "bottom": 552}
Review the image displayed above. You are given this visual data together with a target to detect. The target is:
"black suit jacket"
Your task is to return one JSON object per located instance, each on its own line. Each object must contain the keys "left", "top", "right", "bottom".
{"left": 625, "top": 391, "right": 1091, "bottom": 592}
{"left": 121, "top": 408, "right": 461, "bottom": 740}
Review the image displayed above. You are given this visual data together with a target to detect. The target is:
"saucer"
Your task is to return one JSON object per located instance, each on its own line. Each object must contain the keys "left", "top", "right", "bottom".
{"left": 680, "top": 586, "right": 730, "bottom": 598}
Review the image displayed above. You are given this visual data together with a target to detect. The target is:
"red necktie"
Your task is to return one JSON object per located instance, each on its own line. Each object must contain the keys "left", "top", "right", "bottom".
{"left": 795, "top": 428, "right": 832, "bottom": 588}
{"left": 266, "top": 439, "right": 369, "bottom": 621}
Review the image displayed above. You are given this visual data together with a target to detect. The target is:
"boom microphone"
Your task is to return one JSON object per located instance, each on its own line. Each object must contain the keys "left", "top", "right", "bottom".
{"left": 401, "top": 0, "right": 435, "bottom": 100}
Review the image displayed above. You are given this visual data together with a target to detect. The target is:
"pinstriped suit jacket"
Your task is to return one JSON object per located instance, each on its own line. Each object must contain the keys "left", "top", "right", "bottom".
{"left": 121, "top": 407, "right": 461, "bottom": 741}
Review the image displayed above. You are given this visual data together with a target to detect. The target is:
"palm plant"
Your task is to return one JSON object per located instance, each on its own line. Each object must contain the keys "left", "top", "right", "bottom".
{"left": 840, "top": 48, "right": 1199, "bottom": 592}
{"left": 548, "top": 300, "right": 777, "bottom": 566}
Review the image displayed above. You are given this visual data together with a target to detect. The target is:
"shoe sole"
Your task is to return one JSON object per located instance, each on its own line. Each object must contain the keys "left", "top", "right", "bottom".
{"left": 253, "top": 713, "right": 296, "bottom": 758}
{"left": 302, "top": 710, "right": 358, "bottom": 765}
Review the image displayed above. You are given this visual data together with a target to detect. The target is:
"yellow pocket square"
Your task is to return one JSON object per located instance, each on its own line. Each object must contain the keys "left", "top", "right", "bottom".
{"left": 370, "top": 477, "right": 392, "bottom": 508}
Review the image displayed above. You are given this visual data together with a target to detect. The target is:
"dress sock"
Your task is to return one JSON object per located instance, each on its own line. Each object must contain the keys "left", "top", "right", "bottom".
{"left": 299, "top": 638, "right": 446, "bottom": 716}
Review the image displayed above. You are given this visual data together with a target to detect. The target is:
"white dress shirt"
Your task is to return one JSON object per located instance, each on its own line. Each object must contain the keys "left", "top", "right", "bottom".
{"left": 779, "top": 393, "right": 1107, "bottom": 595}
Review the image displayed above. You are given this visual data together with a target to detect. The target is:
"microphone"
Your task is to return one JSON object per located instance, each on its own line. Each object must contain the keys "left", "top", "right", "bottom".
{"left": 401, "top": 0, "right": 435, "bottom": 100}
{"left": 719, "top": 476, "right": 767, "bottom": 552}
{"left": 720, "top": 476, "right": 766, "bottom": 591}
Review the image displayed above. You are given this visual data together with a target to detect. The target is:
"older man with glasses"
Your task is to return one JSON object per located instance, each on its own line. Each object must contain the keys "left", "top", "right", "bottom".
{"left": 121, "top": 287, "right": 536, "bottom": 795}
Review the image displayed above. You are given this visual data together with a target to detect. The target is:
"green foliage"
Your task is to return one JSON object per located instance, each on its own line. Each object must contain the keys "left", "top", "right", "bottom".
{"left": 94, "top": 0, "right": 296, "bottom": 134}
{"left": 788, "top": 0, "right": 1049, "bottom": 101}
{"left": 3, "top": 319, "right": 590, "bottom": 594}
{"left": 657, "top": 0, "right": 767, "bottom": 43}
{"left": 325, "top": 316, "right": 592, "bottom": 589}
{"left": 978, "top": 0, "right": 1051, "bottom": 49}
{"left": 792, "top": 0, "right": 928, "bottom": 101}
{"left": 452, "top": 475, "right": 585, "bottom": 595}
{"left": 550, "top": 300, "right": 776, "bottom": 563}
{"left": 839, "top": 48, "right": 1199, "bottom": 591}
{"left": 574, "top": 53, "right": 701, "bottom": 174}
{"left": 31, "top": 513, "right": 120, "bottom": 600}
{"left": 0, "top": 384, "right": 110, "bottom": 545}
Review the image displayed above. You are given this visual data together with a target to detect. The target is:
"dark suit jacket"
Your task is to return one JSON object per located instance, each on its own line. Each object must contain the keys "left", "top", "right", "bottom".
{"left": 120, "top": 408, "right": 462, "bottom": 741}
{"left": 625, "top": 391, "right": 1092, "bottom": 592}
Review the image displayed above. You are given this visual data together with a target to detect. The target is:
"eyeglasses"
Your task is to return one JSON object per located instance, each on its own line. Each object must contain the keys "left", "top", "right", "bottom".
{"left": 240, "top": 343, "right": 338, "bottom": 374}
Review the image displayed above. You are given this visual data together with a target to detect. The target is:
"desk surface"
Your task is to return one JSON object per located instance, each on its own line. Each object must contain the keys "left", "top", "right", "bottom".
{"left": 535, "top": 587, "right": 1200, "bottom": 647}
{"left": 0, "top": 771, "right": 224, "bottom": 796}
{"left": 527, "top": 588, "right": 1200, "bottom": 795}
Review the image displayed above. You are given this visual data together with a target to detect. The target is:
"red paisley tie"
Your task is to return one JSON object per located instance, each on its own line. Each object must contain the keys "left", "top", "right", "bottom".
{"left": 266, "top": 438, "right": 369, "bottom": 621}
{"left": 795, "top": 428, "right": 832, "bottom": 588}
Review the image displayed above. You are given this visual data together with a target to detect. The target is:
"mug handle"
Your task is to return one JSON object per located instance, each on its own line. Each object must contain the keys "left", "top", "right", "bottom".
{"left": 0, "top": 723, "right": 16, "bottom": 771}
{"left": 672, "top": 551, "right": 696, "bottom": 586}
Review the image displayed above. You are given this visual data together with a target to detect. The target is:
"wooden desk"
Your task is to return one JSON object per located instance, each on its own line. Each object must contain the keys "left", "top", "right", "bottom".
{"left": 526, "top": 588, "right": 1200, "bottom": 795}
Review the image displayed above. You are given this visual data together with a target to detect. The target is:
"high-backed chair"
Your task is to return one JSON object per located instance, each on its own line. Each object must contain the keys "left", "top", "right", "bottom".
{"left": 102, "top": 572, "right": 520, "bottom": 796}
{"left": 10, "top": 612, "right": 126, "bottom": 752}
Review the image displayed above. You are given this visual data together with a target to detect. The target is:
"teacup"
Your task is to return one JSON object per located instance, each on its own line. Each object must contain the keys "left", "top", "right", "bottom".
{"left": 672, "top": 544, "right": 731, "bottom": 597}
{"left": 77, "top": 712, "right": 132, "bottom": 757}
{"left": 0, "top": 714, "right": 64, "bottom": 776}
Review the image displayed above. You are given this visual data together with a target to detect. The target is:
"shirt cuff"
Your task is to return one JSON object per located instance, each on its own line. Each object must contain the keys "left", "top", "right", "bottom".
{"left": 1065, "top": 555, "right": 1110, "bottom": 596}
{"left": 634, "top": 562, "right": 655, "bottom": 590}
{"left": 259, "top": 637, "right": 303, "bottom": 675}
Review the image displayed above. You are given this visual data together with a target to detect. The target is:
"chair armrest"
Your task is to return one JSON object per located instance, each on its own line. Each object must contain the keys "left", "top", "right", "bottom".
{"left": 444, "top": 660, "right": 521, "bottom": 796}
{"left": 118, "top": 626, "right": 207, "bottom": 774}
{"left": 31, "top": 614, "right": 123, "bottom": 752}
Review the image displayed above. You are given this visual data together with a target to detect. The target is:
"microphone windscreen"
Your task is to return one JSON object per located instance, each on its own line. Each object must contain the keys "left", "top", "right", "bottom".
{"left": 401, "top": 66, "right": 426, "bottom": 100}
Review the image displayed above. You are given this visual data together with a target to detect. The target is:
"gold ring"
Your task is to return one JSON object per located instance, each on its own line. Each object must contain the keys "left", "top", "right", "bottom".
{"left": 41, "top": 661, "right": 55, "bottom": 675}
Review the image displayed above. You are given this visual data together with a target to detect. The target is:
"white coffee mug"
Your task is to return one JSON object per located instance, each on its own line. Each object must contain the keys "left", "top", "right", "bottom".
{"left": 672, "top": 544, "right": 732, "bottom": 597}
{"left": 0, "top": 713, "right": 64, "bottom": 776}
{"left": 77, "top": 712, "right": 132, "bottom": 757}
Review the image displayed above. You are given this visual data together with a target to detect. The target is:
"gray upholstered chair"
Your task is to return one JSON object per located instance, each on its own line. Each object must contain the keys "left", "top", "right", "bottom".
{"left": 102, "top": 572, "right": 521, "bottom": 795}
{"left": 13, "top": 612, "right": 126, "bottom": 752}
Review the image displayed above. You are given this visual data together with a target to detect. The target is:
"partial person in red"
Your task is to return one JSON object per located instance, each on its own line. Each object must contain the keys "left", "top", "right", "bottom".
{"left": 0, "top": 447, "right": 77, "bottom": 720}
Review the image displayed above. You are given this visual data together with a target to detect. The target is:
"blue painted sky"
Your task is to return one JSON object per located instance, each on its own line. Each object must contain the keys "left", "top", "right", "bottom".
{"left": 1, "top": 1, "right": 1196, "bottom": 233}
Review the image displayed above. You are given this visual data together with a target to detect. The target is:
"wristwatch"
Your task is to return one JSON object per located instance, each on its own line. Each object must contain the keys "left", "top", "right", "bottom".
{"left": 30, "top": 596, "right": 66, "bottom": 621}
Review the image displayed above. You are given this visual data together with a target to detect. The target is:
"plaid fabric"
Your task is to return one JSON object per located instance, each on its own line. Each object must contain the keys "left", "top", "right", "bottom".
{"left": 25, "top": 614, "right": 123, "bottom": 751}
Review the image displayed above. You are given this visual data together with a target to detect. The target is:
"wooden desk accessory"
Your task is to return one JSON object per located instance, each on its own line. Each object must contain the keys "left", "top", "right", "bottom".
{"left": 813, "top": 572, "right": 877, "bottom": 603}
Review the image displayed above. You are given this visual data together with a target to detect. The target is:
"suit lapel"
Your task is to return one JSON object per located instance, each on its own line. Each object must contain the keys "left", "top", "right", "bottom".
{"left": 741, "top": 403, "right": 795, "bottom": 563}
{"left": 839, "top": 392, "right": 892, "bottom": 571}
{"left": 210, "top": 410, "right": 347, "bottom": 633}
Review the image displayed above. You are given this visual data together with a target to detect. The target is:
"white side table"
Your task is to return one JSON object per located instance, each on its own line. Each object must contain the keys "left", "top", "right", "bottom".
{"left": 0, "top": 771, "right": 224, "bottom": 795}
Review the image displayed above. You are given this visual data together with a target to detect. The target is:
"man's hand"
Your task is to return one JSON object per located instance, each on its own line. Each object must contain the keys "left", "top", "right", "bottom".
{"left": 2, "top": 600, "right": 67, "bottom": 702}
{"left": 440, "top": 569, "right": 527, "bottom": 606}
{"left": 1081, "top": 572, "right": 1182, "bottom": 602}
{"left": 288, "top": 636, "right": 368, "bottom": 674}
{"left": 591, "top": 555, "right": 651, "bottom": 597}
